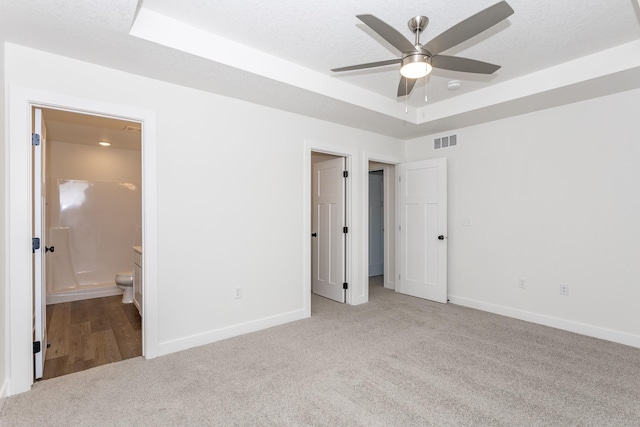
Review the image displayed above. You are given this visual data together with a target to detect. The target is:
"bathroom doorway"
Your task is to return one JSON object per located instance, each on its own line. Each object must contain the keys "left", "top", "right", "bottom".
{"left": 8, "top": 87, "right": 157, "bottom": 394}
{"left": 35, "top": 108, "right": 143, "bottom": 380}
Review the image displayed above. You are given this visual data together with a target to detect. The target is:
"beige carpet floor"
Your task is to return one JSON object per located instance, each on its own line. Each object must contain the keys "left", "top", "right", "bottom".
{"left": 1, "top": 280, "right": 639, "bottom": 426}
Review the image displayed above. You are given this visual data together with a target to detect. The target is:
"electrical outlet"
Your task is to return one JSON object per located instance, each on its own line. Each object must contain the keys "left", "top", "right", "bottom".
{"left": 234, "top": 286, "right": 243, "bottom": 299}
{"left": 462, "top": 216, "right": 473, "bottom": 226}
{"left": 560, "top": 283, "right": 569, "bottom": 296}
{"left": 518, "top": 278, "right": 526, "bottom": 289}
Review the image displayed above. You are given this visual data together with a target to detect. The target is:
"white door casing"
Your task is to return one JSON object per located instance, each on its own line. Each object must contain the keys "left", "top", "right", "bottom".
{"left": 368, "top": 171, "right": 384, "bottom": 277}
{"left": 312, "top": 157, "right": 346, "bottom": 303}
{"left": 8, "top": 87, "right": 158, "bottom": 396}
{"left": 397, "top": 158, "right": 448, "bottom": 303}
{"left": 33, "top": 108, "right": 48, "bottom": 379}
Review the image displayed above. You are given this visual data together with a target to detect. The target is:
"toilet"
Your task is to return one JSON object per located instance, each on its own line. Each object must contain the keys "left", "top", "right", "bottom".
{"left": 115, "top": 272, "right": 134, "bottom": 304}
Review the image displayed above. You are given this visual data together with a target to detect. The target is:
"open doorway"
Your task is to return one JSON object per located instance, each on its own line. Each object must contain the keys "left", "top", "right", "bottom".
{"left": 34, "top": 108, "right": 142, "bottom": 380}
{"left": 9, "top": 86, "right": 158, "bottom": 395}
{"left": 368, "top": 169, "right": 384, "bottom": 277}
{"left": 368, "top": 168, "right": 384, "bottom": 296}
{"left": 367, "top": 161, "right": 396, "bottom": 299}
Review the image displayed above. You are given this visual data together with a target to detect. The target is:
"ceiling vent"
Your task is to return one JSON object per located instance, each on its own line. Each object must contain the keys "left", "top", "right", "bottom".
{"left": 434, "top": 134, "right": 457, "bottom": 150}
{"left": 123, "top": 125, "right": 141, "bottom": 132}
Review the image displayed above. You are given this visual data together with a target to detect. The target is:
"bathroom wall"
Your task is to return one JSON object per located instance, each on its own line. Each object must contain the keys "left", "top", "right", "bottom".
{"left": 46, "top": 140, "right": 141, "bottom": 292}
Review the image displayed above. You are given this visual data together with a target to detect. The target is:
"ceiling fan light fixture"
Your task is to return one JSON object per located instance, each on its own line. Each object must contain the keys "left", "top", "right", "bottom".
{"left": 400, "top": 54, "right": 432, "bottom": 79}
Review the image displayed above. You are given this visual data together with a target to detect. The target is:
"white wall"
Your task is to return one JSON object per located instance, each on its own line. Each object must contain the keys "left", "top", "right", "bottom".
{"left": 0, "top": 40, "right": 7, "bottom": 404}
{"left": 3, "top": 43, "right": 403, "bottom": 393}
{"left": 405, "top": 88, "right": 640, "bottom": 347}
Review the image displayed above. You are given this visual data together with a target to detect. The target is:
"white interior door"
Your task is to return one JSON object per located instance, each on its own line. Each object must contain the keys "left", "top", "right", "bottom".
{"left": 33, "top": 108, "right": 48, "bottom": 379}
{"left": 368, "top": 171, "right": 384, "bottom": 276}
{"left": 311, "top": 157, "right": 346, "bottom": 303}
{"left": 397, "top": 158, "right": 447, "bottom": 303}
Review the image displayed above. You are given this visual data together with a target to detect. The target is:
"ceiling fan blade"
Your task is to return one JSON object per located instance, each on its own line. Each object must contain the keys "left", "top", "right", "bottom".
{"left": 331, "top": 58, "right": 401, "bottom": 72}
{"left": 357, "top": 14, "right": 417, "bottom": 54}
{"left": 423, "top": 1, "right": 514, "bottom": 56}
{"left": 431, "top": 55, "right": 501, "bottom": 74}
{"left": 397, "top": 77, "right": 417, "bottom": 97}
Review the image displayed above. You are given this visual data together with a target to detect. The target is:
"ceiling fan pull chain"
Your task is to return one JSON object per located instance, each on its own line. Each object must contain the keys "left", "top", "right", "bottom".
{"left": 405, "top": 78, "right": 409, "bottom": 113}
{"left": 425, "top": 77, "right": 428, "bottom": 103}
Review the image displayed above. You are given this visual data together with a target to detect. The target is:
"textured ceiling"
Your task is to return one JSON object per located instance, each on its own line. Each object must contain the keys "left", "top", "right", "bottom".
{"left": 142, "top": 0, "right": 640, "bottom": 105}
{"left": 1, "top": 1, "right": 640, "bottom": 139}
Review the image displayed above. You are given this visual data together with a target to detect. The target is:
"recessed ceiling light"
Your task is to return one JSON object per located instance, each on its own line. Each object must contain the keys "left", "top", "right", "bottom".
{"left": 447, "top": 80, "right": 461, "bottom": 91}
{"left": 98, "top": 141, "right": 111, "bottom": 146}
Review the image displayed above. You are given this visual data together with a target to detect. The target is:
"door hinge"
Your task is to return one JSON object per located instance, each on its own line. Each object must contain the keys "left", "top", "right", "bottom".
{"left": 399, "top": 274, "right": 401, "bottom": 280}
{"left": 32, "top": 237, "right": 40, "bottom": 253}
{"left": 343, "top": 282, "right": 348, "bottom": 290}
{"left": 33, "top": 341, "right": 41, "bottom": 354}
{"left": 398, "top": 176, "right": 401, "bottom": 182}
{"left": 343, "top": 171, "right": 348, "bottom": 178}
{"left": 32, "top": 133, "right": 40, "bottom": 146}
{"left": 343, "top": 226, "right": 348, "bottom": 234}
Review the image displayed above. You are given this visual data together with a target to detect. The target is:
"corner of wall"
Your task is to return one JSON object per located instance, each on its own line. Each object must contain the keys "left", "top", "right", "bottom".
{"left": 157, "top": 308, "right": 308, "bottom": 357}
{"left": 0, "top": 40, "right": 8, "bottom": 404}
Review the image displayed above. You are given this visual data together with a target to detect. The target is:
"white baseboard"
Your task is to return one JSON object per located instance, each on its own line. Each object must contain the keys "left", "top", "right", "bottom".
{"left": 47, "top": 286, "right": 122, "bottom": 304}
{"left": 0, "top": 380, "right": 8, "bottom": 411}
{"left": 157, "top": 308, "right": 309, "bottom": 357}
{"left": 448, "top": 295, "right": 640, "bottom": 349}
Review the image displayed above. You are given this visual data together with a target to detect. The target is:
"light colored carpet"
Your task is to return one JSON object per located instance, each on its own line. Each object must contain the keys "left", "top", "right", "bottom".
{"left": 2, "top": 279, "right": 639, "bottom": 426}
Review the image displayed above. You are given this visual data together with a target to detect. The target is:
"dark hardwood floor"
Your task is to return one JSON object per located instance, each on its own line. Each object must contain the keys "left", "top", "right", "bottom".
{"left": 42, "top": 295, "right": 141, "bottom": 380}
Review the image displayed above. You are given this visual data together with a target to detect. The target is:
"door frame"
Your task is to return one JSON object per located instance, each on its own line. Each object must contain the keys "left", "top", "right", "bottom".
{"left": 304, "top": 141, "right": 355, "bottom": 309}
{"left": 32, "top": 108, "right": 47, "bottom": 379}
{"left": 7, "top": 86, "right": 158, "bottom": 395}
{"left": 304, "top": 146, "right": 403, "bottom": 307}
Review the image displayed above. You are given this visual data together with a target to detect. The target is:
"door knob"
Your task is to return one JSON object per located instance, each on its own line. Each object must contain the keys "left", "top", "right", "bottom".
{"left": 437, "top": 235, "right": 445, "bottom": 240}
{"left": 311, "top": 233, "right": 317, "bottom": 237}
{"left": 45, "top": 246, "right": 55, "bottom": 253}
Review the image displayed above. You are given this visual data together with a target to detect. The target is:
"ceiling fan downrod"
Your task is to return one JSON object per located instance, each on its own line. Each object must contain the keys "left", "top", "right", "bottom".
{"left": 408, "top": 16, "right": 429, "bottom": 47}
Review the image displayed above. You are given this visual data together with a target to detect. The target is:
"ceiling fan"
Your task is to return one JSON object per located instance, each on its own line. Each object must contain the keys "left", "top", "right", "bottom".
{"left": 331, "top": 1, "right": 514, "bottom": 97}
